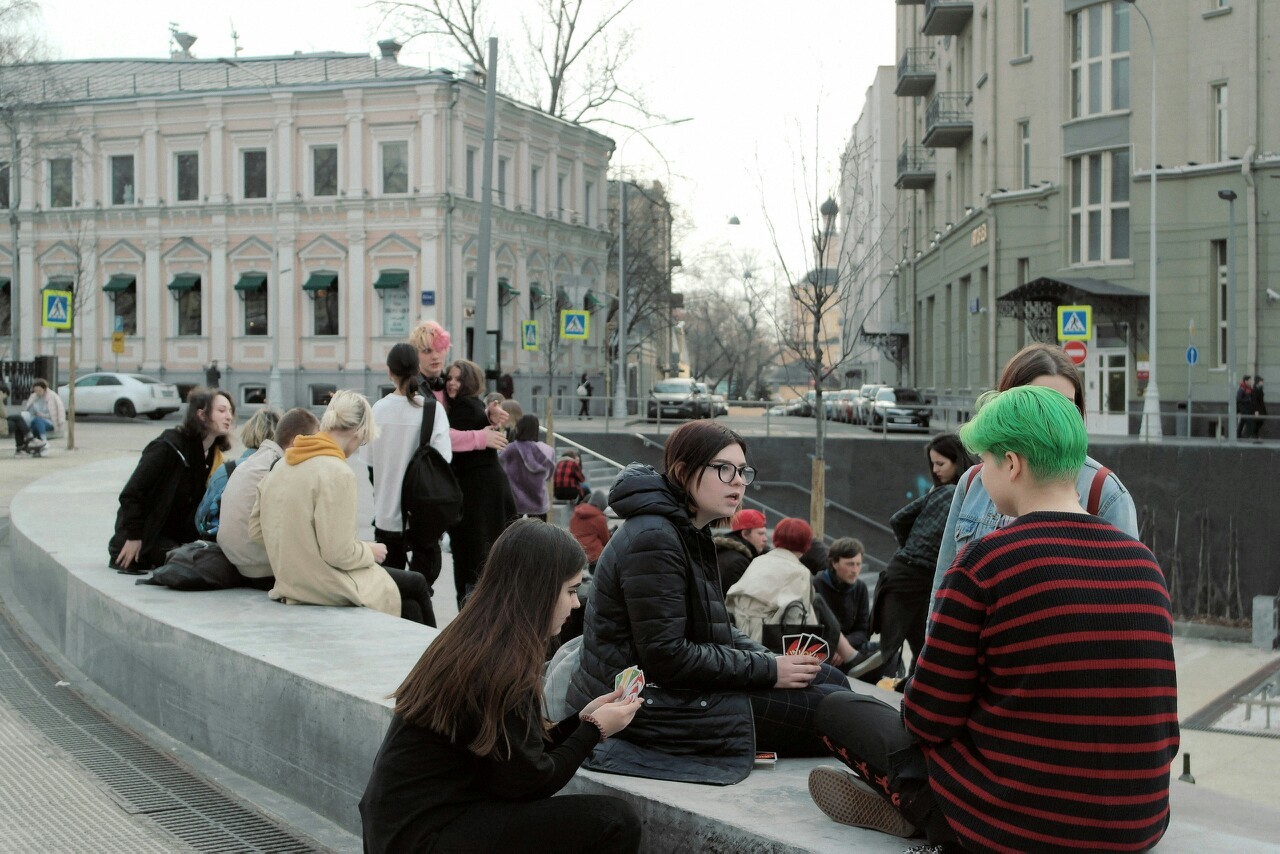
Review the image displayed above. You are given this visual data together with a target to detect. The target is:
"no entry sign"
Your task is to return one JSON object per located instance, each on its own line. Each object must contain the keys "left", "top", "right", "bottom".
{"left": 1064, "top": 340, "right": 1087, "bottom": 366}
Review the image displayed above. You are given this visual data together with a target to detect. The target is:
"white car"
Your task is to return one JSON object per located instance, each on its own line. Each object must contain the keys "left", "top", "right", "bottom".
{"left": 58, "top": 372, "right": 182, "bottom": 420}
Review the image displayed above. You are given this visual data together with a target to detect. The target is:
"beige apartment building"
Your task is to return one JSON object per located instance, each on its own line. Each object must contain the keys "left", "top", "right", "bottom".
{"left": 0, "top": 47, "right": 613, "bottom": 411}
{"left": 889, "top": 0, "right": 1280, "bottom": 434}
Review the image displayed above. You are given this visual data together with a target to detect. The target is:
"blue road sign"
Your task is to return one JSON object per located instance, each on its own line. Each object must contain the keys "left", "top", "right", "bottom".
{"left": 1186, "top": 345, "right": 1199, "bottom": 366}
{"left": 1056, "top": 305, "right": 1091, "bottom": 341}
{"left": 522, "top": 320, "right": 539, "bottom": 351}
{"left": 560, "top": 309, "right": 589, "bottom": 340}
{"left": 42, "top": 290, "right": 72, "bottom": 330}
{"left": 421, "top": 290, "right": 436, "bottom": 306}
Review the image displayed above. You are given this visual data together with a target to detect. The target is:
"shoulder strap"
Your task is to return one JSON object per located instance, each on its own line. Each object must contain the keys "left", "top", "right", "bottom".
{"left": 419, "top": 396, "right": 437, "bottom": 449}
{"left": 1087, "top": 466, "right": 1111, "bottom": 516}
{"left": 964, "top": 463, "right": 983, "bottom": 492}
{"left": 224, "top": 459, "right": 237, "bottom": 479}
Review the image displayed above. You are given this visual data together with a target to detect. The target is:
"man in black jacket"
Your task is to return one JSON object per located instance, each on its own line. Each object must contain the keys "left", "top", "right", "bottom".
{"left": 1250, "top": 375, "right": 1267, "bottom": 440}
{"left": 813, "top": 538, "right": 890, "bottom": 681}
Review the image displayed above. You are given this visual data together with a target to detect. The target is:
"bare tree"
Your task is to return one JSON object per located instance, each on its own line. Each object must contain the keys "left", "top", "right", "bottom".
{"left": 758, "top": 137, "right": 898, "bottom": 536}
{"left": 377, "top": 0, "right": 647, "bottom": 125}
{"left": 47, "top": 215, "right": 96, "bottom": 451}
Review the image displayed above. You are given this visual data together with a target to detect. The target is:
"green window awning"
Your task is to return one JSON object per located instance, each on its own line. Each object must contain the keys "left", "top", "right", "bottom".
{"left": 499, "top": 281, "right": 520, "bottom": 297}
{"left": 104, "top": 274, "right": 136, "bottom": 293}
{"left": 167, "top": 273, "right": 200, "bottom": 292}
{"left": 302, "top": 271, "right": 338, "bottom": 291}
{"left": 234, "top": 272, "right": 268, "bottom": 292}
{"left": 529, "top": 285, "right": 548, "bottom": 301}
{"left": 585, "top": 290, "right": 606, "bottom": 310}
{"left": 45, "top": 276, "right": 73, "bottom": 289}
{"left": 0, "top": 276, "right": 10, "bottom": 288}
{"left": 373, "top": 270, "right": 409, "bottom": 290}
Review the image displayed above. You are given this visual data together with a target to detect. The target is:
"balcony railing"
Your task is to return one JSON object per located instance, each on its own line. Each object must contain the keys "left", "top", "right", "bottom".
{"left": 895, "top": 144, "right": 937, "bottom": 190}
{"left": 922, "top": 0, "right": 974, "bottom": 36}
{"left": 895, "top": 47, "right": 936, "bottom": 97}
{"left": 922, "top": 92, "right": 973, "bottom": 148}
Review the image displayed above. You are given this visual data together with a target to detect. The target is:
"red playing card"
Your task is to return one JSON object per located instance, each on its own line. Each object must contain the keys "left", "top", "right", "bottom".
{"left": 783, "top": 634, "right": 803, "bottom": 656}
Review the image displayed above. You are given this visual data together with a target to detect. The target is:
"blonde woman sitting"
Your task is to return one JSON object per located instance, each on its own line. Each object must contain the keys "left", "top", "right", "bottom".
{"left": 250, "top": 390, "right": 433, "bottom": 623}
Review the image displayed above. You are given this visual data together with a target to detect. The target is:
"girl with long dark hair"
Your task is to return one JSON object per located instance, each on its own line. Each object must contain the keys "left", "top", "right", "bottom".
{"left": 363, "top": 343, "right": 452, "bottom": 625}
{"left": 568, "top": 420, "right": 850, "bottom": 785}
{"left": 443, "top": 359, "right": 517, "bottom": 607}
{"left": 871, "top": 433, "right": 975, "bottom": 681}
{"left": 360, "top": 519, "right": 643, "bottom": 853}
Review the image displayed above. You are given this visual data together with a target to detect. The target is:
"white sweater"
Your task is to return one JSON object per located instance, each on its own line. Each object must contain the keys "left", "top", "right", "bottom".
{"left": 360, "top": 392, "right": 451, "bottom": 532}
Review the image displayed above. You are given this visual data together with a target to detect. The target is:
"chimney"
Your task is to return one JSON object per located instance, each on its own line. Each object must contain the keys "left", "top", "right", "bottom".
{"left": 377, "top": 39, "right": 402, "bottom": 62}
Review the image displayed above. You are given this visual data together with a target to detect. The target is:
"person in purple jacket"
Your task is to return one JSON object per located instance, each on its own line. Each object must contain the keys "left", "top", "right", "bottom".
{"left": 499, "top": 415, "right": 556, "bottom": 521}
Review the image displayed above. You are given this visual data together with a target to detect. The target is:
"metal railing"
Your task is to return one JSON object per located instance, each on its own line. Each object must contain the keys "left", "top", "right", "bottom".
{"left": 925, "top": 91, "right": 973, "bottom": 130}
{"left": 897, "top": 144, "right": 937, "bottom": 176}
{"left": 897, "top": 47, "right": 936, "bottom": 82}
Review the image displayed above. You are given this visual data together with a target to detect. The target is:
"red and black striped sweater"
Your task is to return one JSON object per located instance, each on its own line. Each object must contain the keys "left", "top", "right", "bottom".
{"left": 904, "top": 511, "right": 1179, "bottom": 854}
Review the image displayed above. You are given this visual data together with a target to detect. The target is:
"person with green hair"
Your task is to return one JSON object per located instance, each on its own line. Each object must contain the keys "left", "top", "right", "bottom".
{"left": 808, "top": 386, "right": 1178, "bottom": 852}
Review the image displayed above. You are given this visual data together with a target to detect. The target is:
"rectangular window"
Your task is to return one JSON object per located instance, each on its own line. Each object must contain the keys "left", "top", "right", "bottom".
{"left": 465, "top": 272, "right": 476, "bottom": 301}
{"left": 1070, "top": 1, "right": 1129, "bottom": 118}
{"left": 177, "top": 279, "right": 202, "bottom": 337}
{"left": 313, "top": 145, "right": 338, "bottom": 197}
{"left": 49, "top": 158, "right": 73, "bottom": 208}
{"left": 530, "top": 165, "right": 540, "bottom": 213}
{"left": 314, "top": 279, "right": 339, "bottom": 336}
{"left": 1019, "top": 121, "right": 1031, "bottom": 188}
{"left": 0, "top": 278, "right": 9, "bottom": 337}
{"left": 1213, "top": 240, "right": 1228, "bottom": 365}
{"left": 557, "top": 173, "right": 566, "bottom": 219}
{"left": 309, "top": 384, "right": 337, "bottom": 406}
{"left": 465, "top": 146, "right": 477, "bottom": 198}
{"left": 1213, "top": 83, "right": 1228, "bottom": 160}
{"left": 176, "top": 152, "right": 199, "bottom": 202}
{"left": 0, "top": 162, "right": 9, "bottom": 209}
{"left": 244, "top": 283, "right": 268, "bottom": 337}
{"left": 1020, "top": 0, "right": 1031, "bottom": 55}
{"left": 381, "top": 141, "right": 408, "bottom": 194}
{"left": 497, "top": 157, "right": 507, "bottom": 206}
{"left": 1068, "top": 148, "right": 1130, "bottom": 264}
{"left": 584, "top": 180, "right": 593, "bottom": 226}
{"left": 111, "top": 155, "right": 135, "bottom": 205}
{"left": 382, "top": 284, "right": 410, "bottom": 337}
{"left": 115, "top": 282, "right": 137, "bottom": 336}
{"left": 243, "top": 149, "right": 267, "bottom": 199}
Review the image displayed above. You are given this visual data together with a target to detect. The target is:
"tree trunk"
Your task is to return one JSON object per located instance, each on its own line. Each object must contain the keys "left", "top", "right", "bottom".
{"left": 810, "top": 456, "right": 825, "bottom": 539}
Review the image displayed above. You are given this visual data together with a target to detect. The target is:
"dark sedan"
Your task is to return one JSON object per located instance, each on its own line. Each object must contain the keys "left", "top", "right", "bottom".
{"left": 867, "top": 387, "right": 931, "bottom": 431}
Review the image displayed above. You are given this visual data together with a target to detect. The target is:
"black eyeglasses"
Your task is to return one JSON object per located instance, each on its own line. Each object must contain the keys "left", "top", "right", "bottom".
{"left": 705, "top": 462, "right": 756, "bottom": 485}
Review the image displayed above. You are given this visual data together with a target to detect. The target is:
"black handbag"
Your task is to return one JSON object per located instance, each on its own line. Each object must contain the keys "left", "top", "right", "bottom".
{"left": 760, "top": 599, "right": 825, "bottom": 654}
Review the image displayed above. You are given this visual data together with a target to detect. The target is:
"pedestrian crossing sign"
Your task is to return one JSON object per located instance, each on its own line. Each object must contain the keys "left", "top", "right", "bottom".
{"left": 1056, "top": 305, "right": 1092, "bottom": 342}
{"left": 560, "top": 309, "right": 590, "bottom": 341}
{"left": 522, "top": 320, "right": 539, "bottom": 351}
{"left": 42, "top": 290, "right": 73, "bottom": 330}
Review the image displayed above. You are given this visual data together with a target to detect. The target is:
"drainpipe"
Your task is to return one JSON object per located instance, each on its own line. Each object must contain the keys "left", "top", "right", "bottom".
{"left": 1242, "top": 146, "right": 1258, "bottom": 372}
{"left": 987, "top": 212, "right": 998, "bottom": 385}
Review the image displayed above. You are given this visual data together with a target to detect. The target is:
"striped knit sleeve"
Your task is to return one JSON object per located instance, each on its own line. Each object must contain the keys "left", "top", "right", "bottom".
{"left": 903, "top": 552, "right": 986, "bottom": 744}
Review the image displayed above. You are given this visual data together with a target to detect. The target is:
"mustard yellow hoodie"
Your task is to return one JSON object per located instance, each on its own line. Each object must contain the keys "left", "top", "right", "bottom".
{"left": 285, "top": 432, "right": 346, "bottom": 465}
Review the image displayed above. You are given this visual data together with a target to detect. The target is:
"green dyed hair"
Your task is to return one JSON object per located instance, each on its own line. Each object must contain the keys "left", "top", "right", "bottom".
{"left": 959, "top": 385, "right": 1087, "bottom": 482}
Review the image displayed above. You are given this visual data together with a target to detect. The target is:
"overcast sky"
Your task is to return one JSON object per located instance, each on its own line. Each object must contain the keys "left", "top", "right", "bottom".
{"left": 40, "top": 0, "right": 897, "bottom": 287}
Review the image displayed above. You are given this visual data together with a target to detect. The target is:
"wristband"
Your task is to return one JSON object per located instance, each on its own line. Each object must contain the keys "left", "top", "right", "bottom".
{"left": 580, "top": 713, "right": 607, "bottom": 742}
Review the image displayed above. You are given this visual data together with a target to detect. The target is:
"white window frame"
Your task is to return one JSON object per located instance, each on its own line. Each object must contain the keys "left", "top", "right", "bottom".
{"left": 1213, "top": 240, "right": 1228, "bottom": 366}
{"left": 530, "top": 164, "right": 541, "bottom": 214}
{"left": 379, "top": 140, "right": 410, "bottom": 196}
{"left": 584, "top": 180, "right": 593, "bottom": 227}
{"left": 232, "top": 132, "right": 273, "bottom": 203}
{"left": 1212, "top": 82, "right": 1228, "bottom": 161}
{"left": 497, "top": 155, "right": 508, "bottom": 207}
{"left": 173, "top": 150, "right": 200, "bottom": 204}
{"left": 1068, "top": 148, "right": 1130, "bottom": 265}
{"left": 48, "top": 156, "right": 74, "bottom": 208}
{"left": 465, "top": 146, "right": 477, "bottom": 199}
{"left": 1069, "top": 1, "right": 1130, "bottom": 119}
{"left": 310, "top": 144, "right": 340, "bottom": 198}
{"left": 1019, "top": 120, "right": 1032, "bottom": 189}
{"left": 1020, "top": 0, "right": 1032, "bottom": 56}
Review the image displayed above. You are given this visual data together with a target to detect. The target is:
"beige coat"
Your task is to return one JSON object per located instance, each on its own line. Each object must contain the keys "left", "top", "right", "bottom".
{"left": 249, "top": 451, "right": 400, "bottom": 616}
{"left": 725, "top": 548, "right": 815, "bottom": 644}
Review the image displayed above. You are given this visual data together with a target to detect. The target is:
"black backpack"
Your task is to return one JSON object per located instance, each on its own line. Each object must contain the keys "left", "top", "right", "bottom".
{"left": 401, "top": 397, "right": 464, "bottom": 538}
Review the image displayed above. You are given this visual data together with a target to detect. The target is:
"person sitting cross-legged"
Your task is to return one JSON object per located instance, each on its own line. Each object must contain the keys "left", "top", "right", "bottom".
{"left": 808, "top": 386, "right": 1179, "bottom": 852}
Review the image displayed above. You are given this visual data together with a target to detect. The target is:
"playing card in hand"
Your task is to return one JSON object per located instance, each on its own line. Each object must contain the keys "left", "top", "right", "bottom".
{"left": 614, "top": 666, "right": 645, "bottom": 701}
{"left": 783, "top": 634, "right": 804, "bottom": 656}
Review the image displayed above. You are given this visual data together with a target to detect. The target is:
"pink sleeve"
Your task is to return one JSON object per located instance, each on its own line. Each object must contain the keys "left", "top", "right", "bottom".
{"left": 449, "top": 427, "right": 489, "bottom": 452}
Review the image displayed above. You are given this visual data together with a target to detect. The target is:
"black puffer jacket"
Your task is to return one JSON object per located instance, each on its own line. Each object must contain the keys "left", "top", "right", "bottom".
{"left": 567, "top": 464, "right": 776, "bottom": 785}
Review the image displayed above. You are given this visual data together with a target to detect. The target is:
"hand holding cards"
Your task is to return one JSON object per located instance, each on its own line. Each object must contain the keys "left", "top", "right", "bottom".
{"left": 782, "top": 632, "right": 829, "bottom": 662}
{"left": 614, "top": 665, "right": 646, "bottom": 702}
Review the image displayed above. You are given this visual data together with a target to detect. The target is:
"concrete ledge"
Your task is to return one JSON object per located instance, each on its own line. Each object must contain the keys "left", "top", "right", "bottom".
{"left": 10, "top": 459, "right": 1280, "bottom": 852}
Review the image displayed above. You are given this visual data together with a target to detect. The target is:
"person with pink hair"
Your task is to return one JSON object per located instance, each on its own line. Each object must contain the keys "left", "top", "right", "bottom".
{"left": 409, "top": 320, "right": 509, "bottom": 454}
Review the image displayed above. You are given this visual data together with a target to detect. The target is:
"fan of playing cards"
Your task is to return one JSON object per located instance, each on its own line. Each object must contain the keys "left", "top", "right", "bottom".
{"left": 614, "top": 666, "right": 646, "bottom": 701}
{"left": 782, "top": 633, "right": 829, "bottom": 662}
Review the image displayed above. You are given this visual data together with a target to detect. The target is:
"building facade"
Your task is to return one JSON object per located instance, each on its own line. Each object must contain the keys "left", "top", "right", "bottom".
{"left": 892, "top": 0, "right": 1280, "bottom": 434}
{"left": 0, "top": 49, "right": 613, "bottom": 412}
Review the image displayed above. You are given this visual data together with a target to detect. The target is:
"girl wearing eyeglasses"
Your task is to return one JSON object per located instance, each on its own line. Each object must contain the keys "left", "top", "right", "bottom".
{"left": 567, "top": 420, "right": 851, "bottom": 785}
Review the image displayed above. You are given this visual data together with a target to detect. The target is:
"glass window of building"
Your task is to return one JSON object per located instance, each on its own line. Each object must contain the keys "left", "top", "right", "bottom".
{"left": 112, "top": 278, "right": 137, "bottom": 336}
{"left": 382, "top": 141, "right": 408, "bottom": 194}
{"left": 111, "top": 155, "right": 135, "bottom": 205}
{"left": 49, "top": 158, "right": 73, "bottom": 208}
{"left": 176, "top": 277, "right": 202, "bottom": 336}
{"left": 497, "top": 156, "right": 507, "bottom": 206}
{"left": 238, "top": 272, "right": 269, "bottom": 337}
{"left": 308, "top": 273, "right": 339, "bottom": 336}
{"left": 377, "top": 271, "right": 411, "bottom": 337}
{"left": 1068, "top": 148, "right": 1130, "bottom": 264}
{"left": 1019, "top": 121, "right": 1031, "bottom": 188}
{"left": 1021, "top": 0, "right": 1031, "bottom": 55}
{"left": 0, "top": 277, "right": 9, "bottom": 337}
{"left": 530, "top": 165, "right": 540, "bottom": 213}
{"left": 1213, "top": 83, "right": 1229, "bottom": 160}
{"left": 1070, "top": 1, "right": 1129, "bottom": 118}
{"left": 0, "top": 161, "right": 9, "bottom": 209}
{"left": 465, "top": 147, "right": 477, "bottom": 198}
{"left": 584, "top": 180, "right": 593, "bottom": 226}
{"left": 176, "top": 152, "right": 199, "bottom": 202}
{"left": 243, "top": 149, "right": 267, "bottom": 199}
{"left": 313, "top": 146, "right": 338, "bottom": 197}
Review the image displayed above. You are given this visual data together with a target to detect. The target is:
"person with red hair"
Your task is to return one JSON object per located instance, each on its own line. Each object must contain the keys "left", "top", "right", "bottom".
{"left": 727, "top": 518, "right": 854, "bottom": 666}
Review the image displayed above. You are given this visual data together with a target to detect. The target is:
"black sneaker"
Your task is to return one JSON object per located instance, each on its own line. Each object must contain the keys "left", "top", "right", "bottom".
{"left": 808, "top": 765, "right": 916, "bottom": 838}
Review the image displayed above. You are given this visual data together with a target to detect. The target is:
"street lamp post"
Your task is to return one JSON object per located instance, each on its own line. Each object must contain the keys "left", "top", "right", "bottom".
{"left": 612, "top": 118, "right": 692, "bottom": 419}
{"left": 218, "top": 58, "right": 284, "bottom": 406}
{"left": 1220, "top": 189, "right": 1238, "bottom": 444}
{"left": 1127, "top": 0, "right": 1162, "bottom": 440}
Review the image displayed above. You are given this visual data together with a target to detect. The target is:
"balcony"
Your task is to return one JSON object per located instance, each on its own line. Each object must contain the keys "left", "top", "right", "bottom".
{"left": 895, "top": 47, "right": 936, "bottom": 97}
{"left": 895, "top": 145, "right": 936, "bottom": 190}
{"left": 922, "top": 92, "right": 973, "bottom": 147}
{"left": 921, "top": 0, "right": 973, "bottom": 36}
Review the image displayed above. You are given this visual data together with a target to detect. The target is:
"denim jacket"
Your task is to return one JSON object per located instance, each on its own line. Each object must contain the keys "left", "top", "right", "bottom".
{"left": 930, "top": 454, "right": 1139, "bottom": 601}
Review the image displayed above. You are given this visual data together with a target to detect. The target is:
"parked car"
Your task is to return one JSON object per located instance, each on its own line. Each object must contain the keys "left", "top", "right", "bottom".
{"left": 58, "top": 372, "right": 182, "bottom": 420}
{"left": 836, "top": 388, "right": 858, "bottom": 423}
{"left": 867, "top": 387, "right": 931, "bottom": 431}
{"left": 766, "top": 398, "right": 811, "bottom": 417}
{"left": 647, "top": 378, "right": 715, "bottom": 420}
{"left": 854, "top": 383, "right": 887, "bottom": 425}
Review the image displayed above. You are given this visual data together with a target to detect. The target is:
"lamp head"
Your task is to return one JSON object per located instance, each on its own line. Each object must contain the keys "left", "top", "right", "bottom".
{"left": 1218, "top": 189, "right": 1238, "bottom": 201}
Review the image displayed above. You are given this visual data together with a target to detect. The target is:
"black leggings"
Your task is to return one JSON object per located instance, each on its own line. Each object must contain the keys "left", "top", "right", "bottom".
{"left": 749, "top": 662, "right": 852, "bottom": 756}
{"left": 431, "top": 794, "right": 641, "bottom": 853}
{"left": 385, "top": 567, "right": 434, "bottom": 625}
{"left": 376, "top": 527, "right": 442, "bottom": 627}
{"left": 816, "top": 691, "right": 960, "bottom": 848}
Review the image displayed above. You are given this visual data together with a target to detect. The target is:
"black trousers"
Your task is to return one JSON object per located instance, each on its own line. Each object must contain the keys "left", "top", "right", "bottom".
{"left": 578, "top": 398, "right": 590, "bottom": 416}
{"left": 430, "top": 794, "right": 641, "bottom": 853}
{"left": 749, "top": 662, "right": 852, "bottom": 756}
{"left": 816, "top": 692, "right": 960, "bottom": 848}
{"left": 385, "top": 567, "right": 434, "bottom": 626}
{"left": 376, "top": 527, "right": 442, "bottom": 627}
{"left": 875, "top": 558, "right": 931, "bottom": 676}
